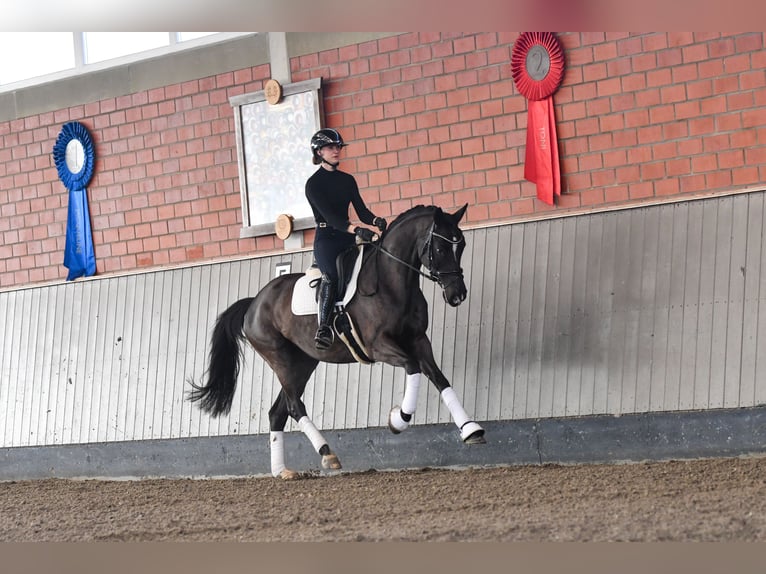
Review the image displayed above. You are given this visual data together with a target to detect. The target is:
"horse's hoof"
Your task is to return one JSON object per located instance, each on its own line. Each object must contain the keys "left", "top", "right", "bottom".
{"left": 322, "top": 453, "right": 342, "bottom": 470}
{"left": 388, "top": 406, "right": 407, "bottom": 434}
{"left": 278, "top": 469, "right": 300, "bottom": 480}
{"left": 461, "top": 422, "right": 486, "bottom": 444}
{"left": 464, "top": 430, "right": 486, "bottom": 445}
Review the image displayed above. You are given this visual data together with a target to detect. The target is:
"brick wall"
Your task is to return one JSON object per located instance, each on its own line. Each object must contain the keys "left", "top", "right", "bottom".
{"left": 1, "top": 32, "right": 765, "bottom": 288}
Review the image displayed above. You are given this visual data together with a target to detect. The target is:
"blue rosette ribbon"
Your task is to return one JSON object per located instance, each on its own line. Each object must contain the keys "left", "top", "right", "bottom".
{"left": 52, "top": 121, "right": 97, "bottom": 281}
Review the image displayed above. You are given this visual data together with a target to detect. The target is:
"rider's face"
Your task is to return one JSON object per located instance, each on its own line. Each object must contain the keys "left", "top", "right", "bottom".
{"left": 318, "top": 144, "right": 342, "bottom": 162}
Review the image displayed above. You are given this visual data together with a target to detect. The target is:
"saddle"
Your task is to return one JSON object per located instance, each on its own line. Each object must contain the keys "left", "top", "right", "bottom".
{"left": 290, "top": 244, "right": 375, "bottom": 364}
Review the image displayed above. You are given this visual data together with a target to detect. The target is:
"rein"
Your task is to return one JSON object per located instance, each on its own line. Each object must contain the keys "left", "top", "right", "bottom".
{"left": 370, "top": 241, "right": 436, "bottom": 282}
{"left": 363, "top": 220, "right": 465, "bottom": 287}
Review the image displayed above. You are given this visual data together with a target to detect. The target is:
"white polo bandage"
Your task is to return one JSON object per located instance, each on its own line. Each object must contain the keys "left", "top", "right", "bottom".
{"left": 298, "top": 416, "right": 327, "bottom": 454}
{"left": 440, "top": 387, "right": 470, "bottom": 429}
{"left": 389, "top": 407, "right": 408, "bottom": 432}
{"left": 401, "top": 372, "right": 421, "bottom": 416}
{"left": 270, "top": 431, "right": 286, "bottom": 478}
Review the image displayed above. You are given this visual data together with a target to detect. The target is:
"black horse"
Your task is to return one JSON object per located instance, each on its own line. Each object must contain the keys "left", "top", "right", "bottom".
{"left": 189, "top": 204, "right": 485, "bottom": 479}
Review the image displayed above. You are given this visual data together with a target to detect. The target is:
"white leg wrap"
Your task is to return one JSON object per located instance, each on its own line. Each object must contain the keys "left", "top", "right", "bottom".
{"left": 297, "top": 416, "right": 327, "bottom": 454}
{"left": 440, "top": 387, "right": 470, "bottom": 429}
{"left": 270, "top": 431, "right": 286, "bottom": 478}
{"left": 401, "top": 372, "right": 421, "bottom": 416}
{"left": 389, "top": 407, "right": 409, "bottom": 432}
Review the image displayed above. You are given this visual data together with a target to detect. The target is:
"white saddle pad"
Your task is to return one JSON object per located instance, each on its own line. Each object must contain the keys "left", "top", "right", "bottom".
{"left": 291, "top": 245, "right": 365, "bottom": 316}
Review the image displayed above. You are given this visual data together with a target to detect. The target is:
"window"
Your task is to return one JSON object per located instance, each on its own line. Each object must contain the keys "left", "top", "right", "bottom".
{"left": 83, "top": 32, "right": 170, "bottom": 64}
{"left": 231, "top": 78, "right": 324, "bottom": 238}
{"left": 0, "top": 32, "right": 251, "bottom": 90}
{"left": 0, "top": 33, "right": 75, "bottom": 84}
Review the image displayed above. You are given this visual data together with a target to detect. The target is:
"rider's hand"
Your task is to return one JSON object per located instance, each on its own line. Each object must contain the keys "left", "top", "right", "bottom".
{"left": 373, "top": 216, "right": 387, "bottom": 233}
{"left": 354, "top": 227, "right": 375, "bottom": 242}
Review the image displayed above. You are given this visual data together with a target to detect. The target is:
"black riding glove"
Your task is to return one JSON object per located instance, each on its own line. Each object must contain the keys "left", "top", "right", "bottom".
{"left": 373, "top": 216, "right": 388, "bottom": 233}
{"left": 354, "top": 227, "right": 375, "bottom": 242}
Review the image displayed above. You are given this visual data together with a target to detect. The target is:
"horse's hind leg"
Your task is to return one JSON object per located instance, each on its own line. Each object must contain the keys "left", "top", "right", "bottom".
{"left": 264, "top": 348, "right": 342, "bottom": 478}
{"left": 268, "top": 391, "right": 299, "bottom": 480}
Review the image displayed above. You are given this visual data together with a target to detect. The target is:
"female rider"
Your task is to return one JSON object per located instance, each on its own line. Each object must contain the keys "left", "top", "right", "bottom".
{"left": 305, "top": 128, "right": 387, "bottom": 350}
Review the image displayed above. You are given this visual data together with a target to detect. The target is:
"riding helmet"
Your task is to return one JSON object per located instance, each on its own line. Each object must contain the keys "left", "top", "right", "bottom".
{"left": 311, "top": 129, "right": 346, "bottom": 153}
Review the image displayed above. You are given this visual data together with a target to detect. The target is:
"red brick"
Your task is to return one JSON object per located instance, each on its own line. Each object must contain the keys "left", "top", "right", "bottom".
{"left": 704, "top": 171, "right": 732, "bottom": 190}
{"left": 603, "top": 150, "right": 627, "bottom": 167}
{"left": 653, "top": 141, "right": 678, "bottom": 160}
{"left": 616, "top": 166, "right": 640, "bottom": 183}
{"left": 632, "top": 53, "right": 657, "bottom": 73}
{"left": 741, "top": 71, "right": 766, "bottom": 90}
{"left": 703, "top": 133, "right": 730, "bottom": 153}
{"left": 662, "top": 122, "right": 688, "bottom": 141}
{"left": 667, "top": 33, "right": 695, "bottom": 47}
{"left": 674, "top": 101, "right": 701, "bottom": 120}
{"left": 588, "top": 133, "right": 614, "bottom": 152}
{"left": 617, "top": 36, "right": 643, "bottom": 56}
{"left": 510, "top": 198, "right": 535, "bottom": 216}
{"left": 666, "top": 158, "right": 691, "bottom": 176}
{"left": 637, "top": 126, "right": 663, "bottom": 144}
{"left": 642, "top": 33, "right": 668, "bottom": 52}
{"left": 691, "top": 155, "right": 718, "bottom": 172}
{"left": 579, "top": 153, "right": 603, "bottom": 171}
{"left": 660, "top": 85, "right": 687, "bottom": 104}
{"left": 731, "top": 129, "right": 758, "bottom": 148}
{"left": 743, "top": 108, "right": 766, "bottom": 128}
{"left": 621, "top": 73, "right": 646, "bottom": 92}
{"left": 654, "top": 179, "right": 680, "bottom": 196}
{"left": 735, "top": 33, "right": 763, "bottom": 52}
{"left": 597, "top": 77, "right": 622, "bottom": 97}
{"left": 592, "top": 169, "right": 616, "bottom": 187}
{"left": 718, "top": 150, "right": 745, "bottom": 168}
{"left": 634, "top": 89, "right": 659, "bottom": 109}
{"left": 577, "top": 187, "right": 603, "bottom": 206}
{"left": 727, "top": 92, "right": 755, "bottom": 110}
{"left": 724, "top": 54, "right": 751, "bottom": 74}
{"left": 732, "top": 167, "right": 760, "bottom": 185}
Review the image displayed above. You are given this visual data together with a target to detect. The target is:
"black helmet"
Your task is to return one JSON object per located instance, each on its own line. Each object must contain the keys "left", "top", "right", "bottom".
{"left": 311, "top": 128, "right": 346, "bottom": 153}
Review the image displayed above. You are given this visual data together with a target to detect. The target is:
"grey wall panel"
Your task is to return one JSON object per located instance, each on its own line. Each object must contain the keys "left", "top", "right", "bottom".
{"left": 740, "top": 194, "right": 763, "bottom": 407}
{"left": 760, "top": 194, "right": 766, "bottom": 405}
{"left": 725, "top": 197, "right": 749, "bottom": 409}
{"left": 3, "top": 191, "right": 766, "bottom": 450}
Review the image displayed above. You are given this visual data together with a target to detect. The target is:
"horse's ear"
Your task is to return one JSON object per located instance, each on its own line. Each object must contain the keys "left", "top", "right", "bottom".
{"left": 451, "top": 203, "right": 468, "bottom": 224}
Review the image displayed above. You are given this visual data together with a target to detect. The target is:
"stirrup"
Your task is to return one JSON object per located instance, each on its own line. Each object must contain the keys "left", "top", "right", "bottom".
{"left": 314, "top": 326, "right": 334, "bottom": 350}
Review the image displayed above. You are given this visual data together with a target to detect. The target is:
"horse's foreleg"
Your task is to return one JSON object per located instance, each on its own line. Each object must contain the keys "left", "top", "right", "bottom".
{"left": 440, "top": 387, "right": 485, "bottom": 443}
{"left": 412, "top": 336, "right": 486, "bottom": 444}
{"left": 389, "top": 371, "right": 421, "bottom": 434}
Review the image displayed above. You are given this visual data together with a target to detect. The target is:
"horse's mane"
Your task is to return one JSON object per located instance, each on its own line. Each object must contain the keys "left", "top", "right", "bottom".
{"left": 386, "top": 204, "right": 440, "bottom": 233}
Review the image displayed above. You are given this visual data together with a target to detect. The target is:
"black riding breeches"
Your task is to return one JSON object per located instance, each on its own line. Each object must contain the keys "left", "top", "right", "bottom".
{"left": 313, "top": 228, "right": 355, "bottom": 283}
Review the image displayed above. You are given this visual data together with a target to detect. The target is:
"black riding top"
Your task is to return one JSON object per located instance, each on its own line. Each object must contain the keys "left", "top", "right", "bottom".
{"left": 305, "top": 167, "right": 376, "bottom": 232}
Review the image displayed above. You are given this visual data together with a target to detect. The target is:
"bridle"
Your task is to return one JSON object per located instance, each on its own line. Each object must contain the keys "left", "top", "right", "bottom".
{"left": 367, "top": 220, "right": 465, "bottom": 290}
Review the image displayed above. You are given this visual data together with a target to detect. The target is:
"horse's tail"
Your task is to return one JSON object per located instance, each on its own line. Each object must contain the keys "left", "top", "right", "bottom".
{"left": 187, "top": 297, "right": 255, "bottom": 417}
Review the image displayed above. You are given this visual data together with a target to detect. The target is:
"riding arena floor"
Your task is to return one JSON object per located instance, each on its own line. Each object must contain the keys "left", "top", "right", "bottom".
{"left": 1, "top": 455, "right": 765, "bottom": 542}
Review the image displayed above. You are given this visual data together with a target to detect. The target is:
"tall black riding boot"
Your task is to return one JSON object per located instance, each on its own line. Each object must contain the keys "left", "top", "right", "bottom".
{"left": 315, "top": 276, "right": 336, "bottom": 350}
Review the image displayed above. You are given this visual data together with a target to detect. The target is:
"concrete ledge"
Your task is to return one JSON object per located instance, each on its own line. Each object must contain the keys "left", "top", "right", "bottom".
{"left": 2, "top": 406, "right": 766, "bottom": 480}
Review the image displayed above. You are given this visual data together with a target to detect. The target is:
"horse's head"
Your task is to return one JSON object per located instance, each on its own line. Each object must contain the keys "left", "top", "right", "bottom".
{"left": 420, "top": 204, "right": 468, "bottom": 307}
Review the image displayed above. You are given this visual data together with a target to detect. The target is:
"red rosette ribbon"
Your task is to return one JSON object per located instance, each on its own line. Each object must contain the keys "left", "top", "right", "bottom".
{"left": 511, "top": 32, "right": 566, "bottom": 205}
